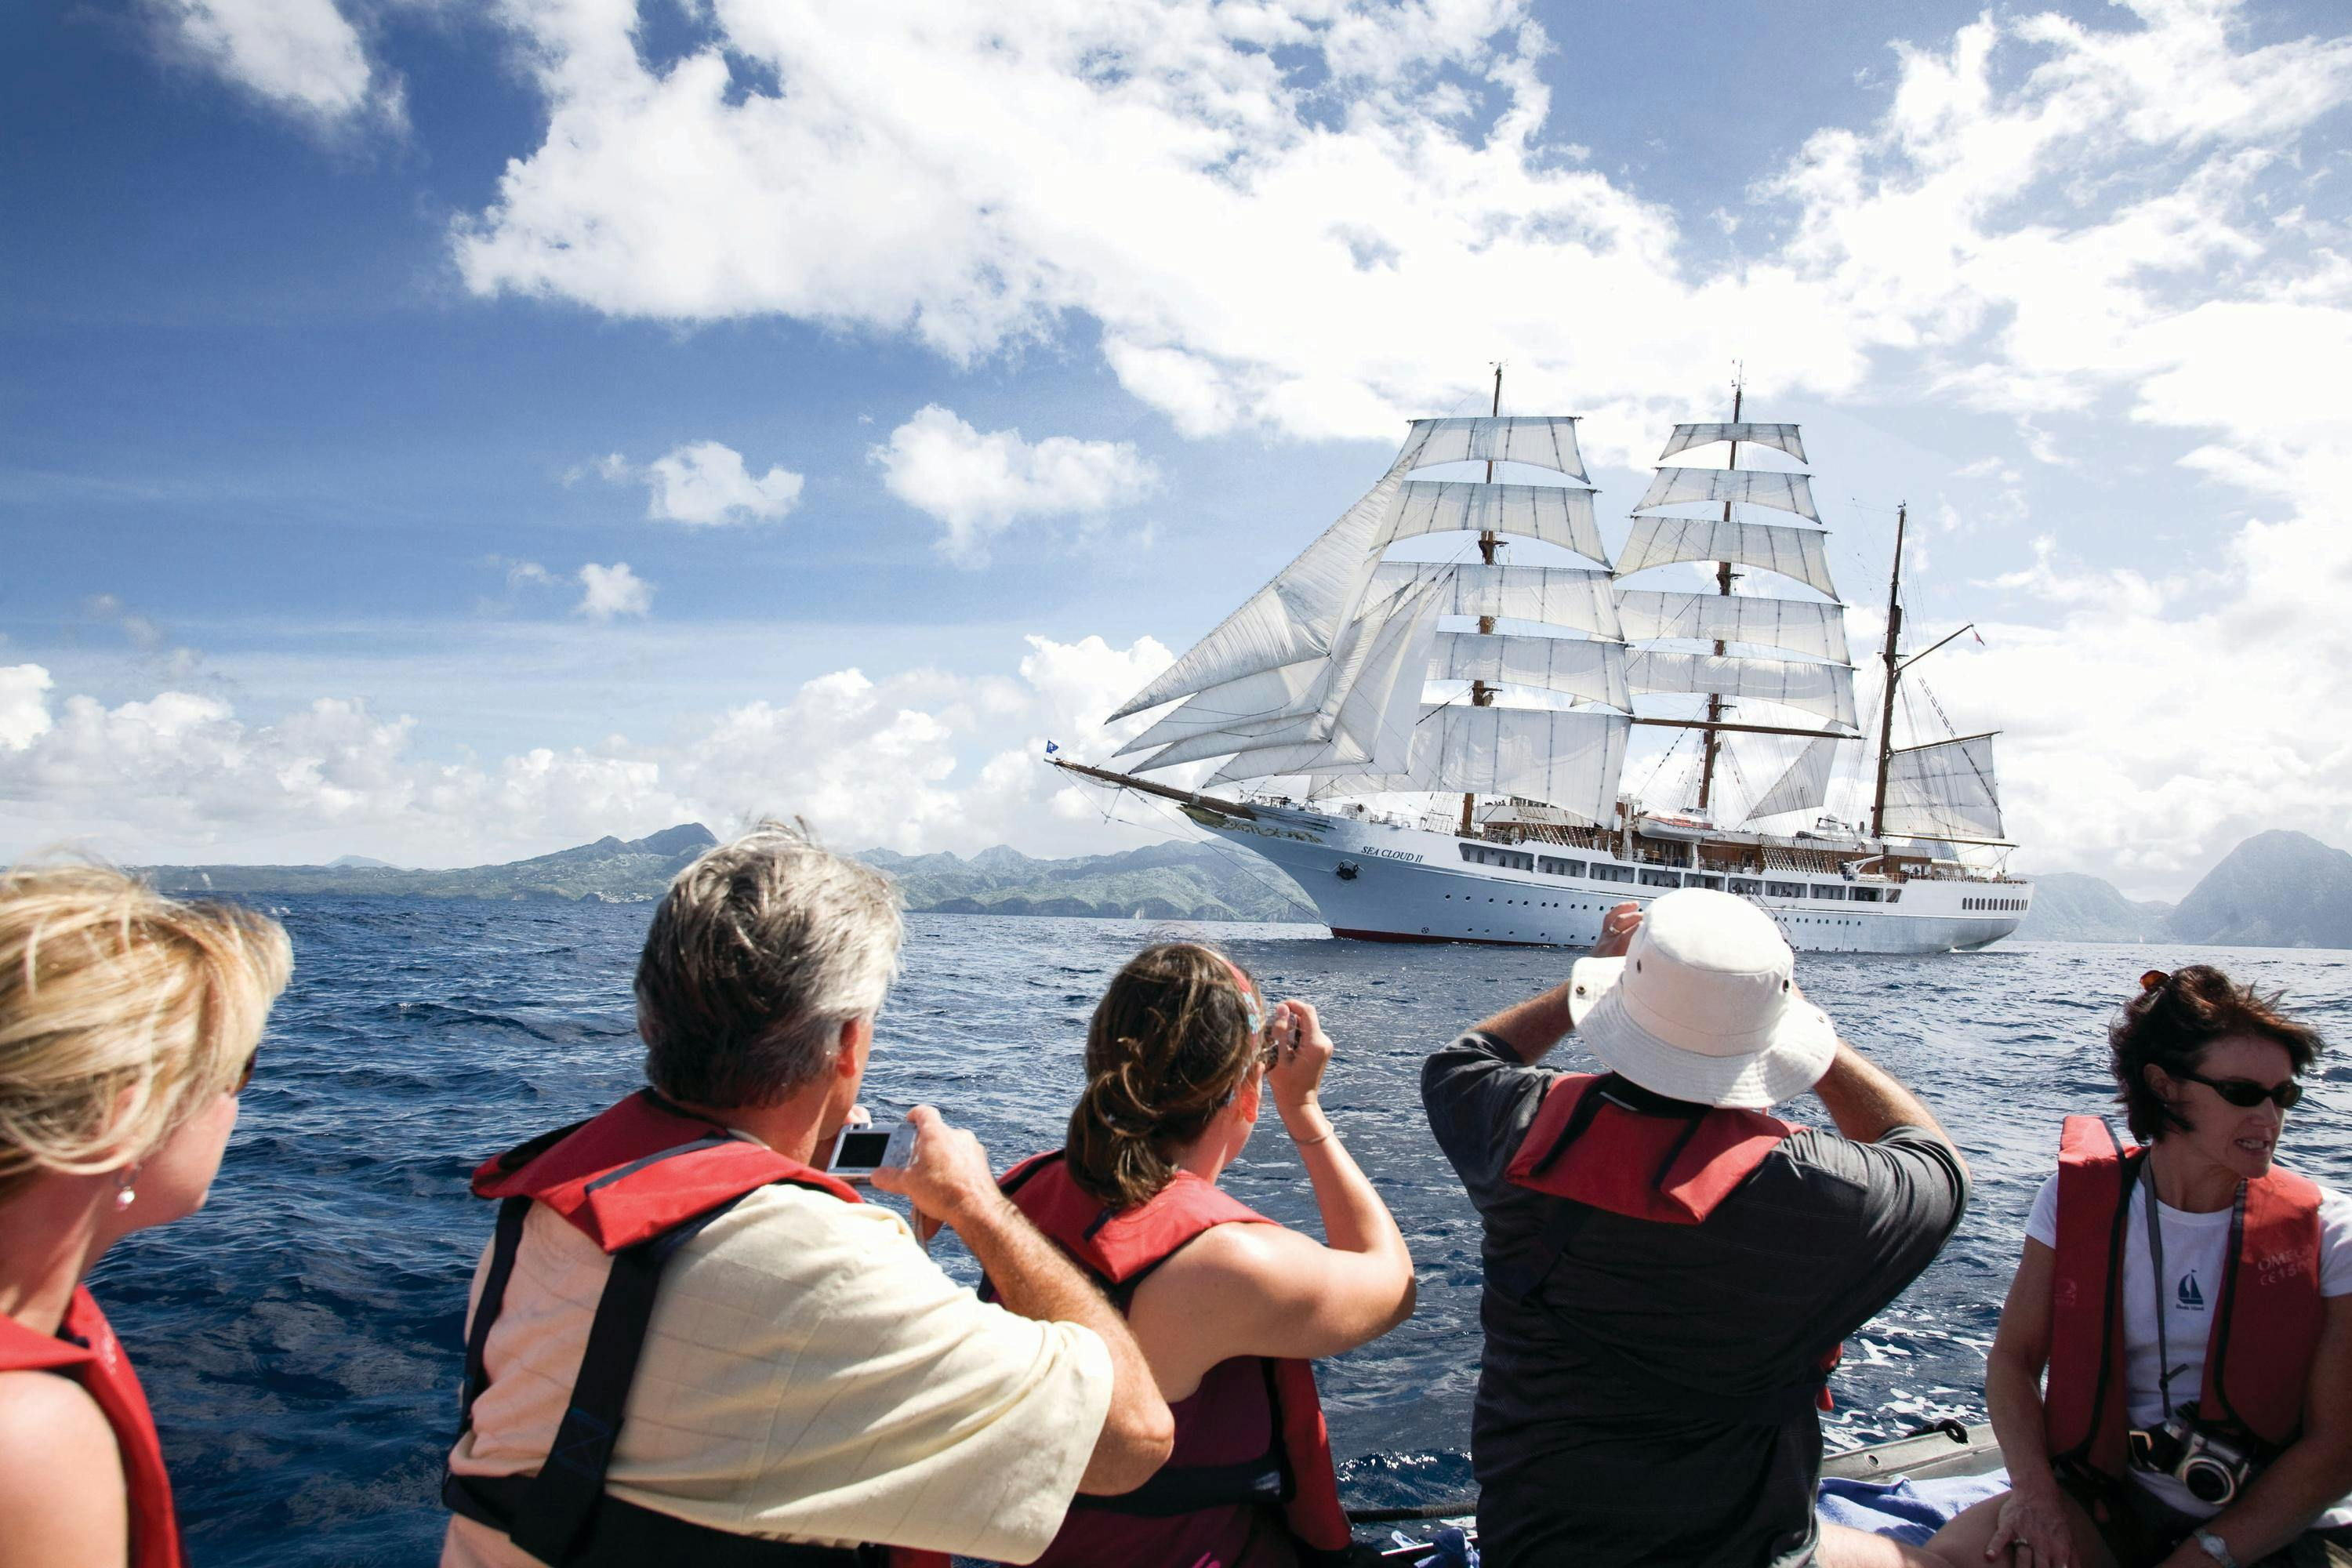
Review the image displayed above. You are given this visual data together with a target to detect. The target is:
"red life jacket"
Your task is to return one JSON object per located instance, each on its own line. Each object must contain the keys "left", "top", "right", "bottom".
{"left": 993, "top": 1151, "right": 1356, "bottom": 1567}
{"left": 0, "top": 1285, "right": 183, "bottom": 1568}
{"left": 444, "top": 1090, "right": 946, "bottom": 1568}
{"left": 1507, "top": 1072, "right": 1795, "bottom": 1225}
{"left": 1497, "top": 1072, "right": 1841, "bottom": 1417}
{"left": 2043, "top": 1115, "right": 2325, "bottom": 1477}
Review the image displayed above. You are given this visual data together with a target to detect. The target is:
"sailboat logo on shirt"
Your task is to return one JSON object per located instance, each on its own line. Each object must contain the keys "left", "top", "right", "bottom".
{"left": 2176, "top": 1269, "right": 2206, "bottom": 1311}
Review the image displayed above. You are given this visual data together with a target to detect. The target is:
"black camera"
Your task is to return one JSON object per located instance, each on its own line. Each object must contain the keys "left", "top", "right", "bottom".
{"left": 2126, "top": 1403, "right": 2259, "bottom": 1506}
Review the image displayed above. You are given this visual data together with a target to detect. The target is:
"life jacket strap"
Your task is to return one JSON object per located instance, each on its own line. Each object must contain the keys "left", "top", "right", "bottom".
{"left": 507, "top": 1197, "right": 744, "bottom": 1565}
{"left": 1067, "top": 1360, "right": 1294, "bottom": 1518}
{"left": 1066, "top": 1456, "right": 1287, "bottom": 1517}
{"left": 459, "top": 1196, "right": 532, "bottom": 1431}
{"left": 441, "top": 1472, "right": 881, "bottom": 1567}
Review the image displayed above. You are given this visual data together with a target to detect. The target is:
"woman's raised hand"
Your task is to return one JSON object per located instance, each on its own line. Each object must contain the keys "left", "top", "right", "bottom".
{"left": 1264, "top": 999, "right": 1333, "bottom": 1118}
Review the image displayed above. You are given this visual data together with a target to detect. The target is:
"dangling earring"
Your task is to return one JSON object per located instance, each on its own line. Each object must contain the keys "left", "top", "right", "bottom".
{"left": 114, "top": 1166, "right": 140, "bottom": 1212}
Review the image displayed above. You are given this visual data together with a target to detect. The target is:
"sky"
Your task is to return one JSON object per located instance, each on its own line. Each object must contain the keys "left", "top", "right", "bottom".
{"left": 4, "top": 0, "right": 2350, "bottom": 898}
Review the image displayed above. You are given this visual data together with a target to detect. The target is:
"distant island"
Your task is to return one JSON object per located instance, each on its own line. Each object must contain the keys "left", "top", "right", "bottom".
{"left": 2016, "top": 829, "right": 2352, "bottom": 949}
{"left": 140, "top": 826, "right": 1319, "bottom": 924}
{"left": 134, "top": 826, "right": 2352, "bottom": 949}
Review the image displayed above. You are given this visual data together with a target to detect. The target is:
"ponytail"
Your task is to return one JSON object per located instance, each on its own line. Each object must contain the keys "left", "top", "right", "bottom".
{"left": 1065, "top": 943, "right": 1261, "bottom": 1210}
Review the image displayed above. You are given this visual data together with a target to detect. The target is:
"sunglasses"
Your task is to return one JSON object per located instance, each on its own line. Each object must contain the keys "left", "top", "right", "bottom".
{"left": 234, "top": 1045, "right": 260, "bottom": 1096}
{"left": 2180, "top": 1069, "right": 2302, "bottom": 1111}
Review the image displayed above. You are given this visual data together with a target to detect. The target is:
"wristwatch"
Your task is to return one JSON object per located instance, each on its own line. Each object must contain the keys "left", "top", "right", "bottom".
{"left": 2193, "top": 1529, "right": 2238, "bottom": 1568}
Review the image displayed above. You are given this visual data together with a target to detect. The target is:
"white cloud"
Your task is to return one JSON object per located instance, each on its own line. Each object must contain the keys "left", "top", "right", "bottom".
{"left": 151, "top": 0, "right": 400, "bottom": 129}
{"left": 445, "top": 2, "right": 2352, "bottom": 462}
{"left": 0, "top": 667, "right": 54, "bottom": 752}
{"left": 0, "top": 636, "right": 1181, "bottom": 867}
{"left": 130, "top": 0, "right": 2352, "bottom": 887}
{"left": 602, "top": 440, "right": 806, "bottom": 526}
{"left": 575, "top": 562, "right": 652, "bottom": 622}
{"left": 872, "top": 405, "right": 1160, "bottom": 564}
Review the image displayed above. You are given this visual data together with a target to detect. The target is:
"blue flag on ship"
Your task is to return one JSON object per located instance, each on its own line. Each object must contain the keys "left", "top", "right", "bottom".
{"left": 1045, "top": 741, "right": 1061, "bottom": 756}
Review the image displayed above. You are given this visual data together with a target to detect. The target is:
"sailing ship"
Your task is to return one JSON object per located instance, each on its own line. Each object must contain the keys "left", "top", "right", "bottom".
{"left": 1050, "top": 376, "right": 2031, "bottom": 954}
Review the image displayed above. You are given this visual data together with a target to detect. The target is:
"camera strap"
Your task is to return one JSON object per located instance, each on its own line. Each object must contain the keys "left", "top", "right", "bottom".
{"left": 2141, "top": 1157, "right": 2177, "bottom": 1421}
{"left": 2140, "top": 1157, "right": 2249, "bottom": 1425}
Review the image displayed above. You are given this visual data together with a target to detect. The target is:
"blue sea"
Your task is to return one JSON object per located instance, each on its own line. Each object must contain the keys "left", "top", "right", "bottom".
{"left": 90, "top": 901, "right": 2352, "bottom": 1566}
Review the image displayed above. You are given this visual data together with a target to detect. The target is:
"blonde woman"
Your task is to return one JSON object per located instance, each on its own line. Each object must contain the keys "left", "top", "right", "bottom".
{"left": 0, "top": 866, "right": 290, "bottom": 1568}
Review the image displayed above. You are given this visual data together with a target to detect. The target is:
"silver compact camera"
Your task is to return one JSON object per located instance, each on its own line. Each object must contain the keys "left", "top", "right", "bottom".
{"left": 2127, "top": 1403, "right": 2259, "bottom": 1506}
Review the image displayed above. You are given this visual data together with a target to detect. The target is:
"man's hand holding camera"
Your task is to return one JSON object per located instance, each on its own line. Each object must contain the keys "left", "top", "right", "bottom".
{"left": 869, "top": 1104, "right": 1004, "bottom": 1247}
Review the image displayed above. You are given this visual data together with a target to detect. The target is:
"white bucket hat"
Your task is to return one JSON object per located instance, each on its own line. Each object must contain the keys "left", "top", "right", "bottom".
{"left": 1565, "top": 889, "right": 1838, "bottom": 1109}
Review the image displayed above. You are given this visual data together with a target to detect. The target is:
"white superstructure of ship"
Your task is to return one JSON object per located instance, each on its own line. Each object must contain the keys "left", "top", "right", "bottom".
{"left": 1051, "top": 374, "right": 2031, "bottom": 954}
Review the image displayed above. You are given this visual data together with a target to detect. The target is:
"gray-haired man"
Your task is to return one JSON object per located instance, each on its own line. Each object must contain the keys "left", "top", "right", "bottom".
{"left": 441, "top": 823, "right": 1173, "bottom": 1568}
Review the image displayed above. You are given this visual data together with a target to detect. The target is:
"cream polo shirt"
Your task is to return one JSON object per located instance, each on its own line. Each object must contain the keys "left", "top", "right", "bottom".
{"left": 440, "top": 1180, "right": 1113, "bottom": 1567}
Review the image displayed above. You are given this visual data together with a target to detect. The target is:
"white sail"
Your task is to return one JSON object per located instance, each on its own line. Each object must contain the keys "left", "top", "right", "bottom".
{"left": 1378, "top": 480, "right": 1606, "bottom": 564}
{"left": 1405, "top": 416, "right": 1588, "bottom": 481}
{"left": 1110, "top": 425, "right": 1439, "bottom": 720}
{"left": 1615, "top": 589, "right": 1851, "bottom": 662}
{"left": 1207, "top": 742, "right": 1374, "bottom": 787}
{"left": 1879, "top": 734, "right": 2005, "bottom": 841}
{"left": 1367, "top": 562, "right": 1621, "bottom": 638}
{"left": 1660, "top": 423, "right": 1808, "bottom": 464}
{"left": 1633, "top": 467, "right": 1821, "bottom": 523}
{"left": 1747, "top": 735, "right": 1842, "bottom": 820}
{"left": 1113, "top": 658, "right": 1325, "bottom": 757}
{"left": 1305, "top": 706, "right": 1631, "bottom": 822}
{"left": 1198, "top": 605, "right": 1436, "bottom": 786}
{"left": 1432, "top": 631, "right": 1629, "bottom": 710}
{"left": 1614, "top": 517, "right": 1838, "bottom": 599}
{"left": 1626, "top": 651, "right": 1859, "bottom": 730}
{"left": 1131, "top": 579, "right": 1439, "bottom": 772}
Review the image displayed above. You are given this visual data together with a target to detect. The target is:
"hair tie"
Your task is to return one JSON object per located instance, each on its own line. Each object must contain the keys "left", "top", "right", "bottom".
{"left": 2140, "top": 969, "right": 2169, "bottom": 994}
{"left": 1213, "top": 953, "right": 1264, "bottom": 1036}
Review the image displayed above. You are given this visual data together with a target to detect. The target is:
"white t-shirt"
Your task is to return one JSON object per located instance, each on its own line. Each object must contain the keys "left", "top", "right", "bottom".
{"left": 441, "top": 1179, "right": 1113, "bottom": 1566}
{"left": 2027, "top": 1171, "right": 2352, "bottom": 1523}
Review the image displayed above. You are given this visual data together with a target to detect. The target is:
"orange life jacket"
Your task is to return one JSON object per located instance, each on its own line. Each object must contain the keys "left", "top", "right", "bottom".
{"left": 1497, "top": 1072, "right": 1841, "bottom": 1418}
{"left": 442, "top": 1090, "right": 946, "bottom": 1568}
{"left": 0, "top": 1285, "right": 183, "bottom": 1568}
{"left": 2043, "top": 1115, "right": 2325, "bottom": 1477}
{"left": 993, "top": 1150, "right": 1357, "bottom": 1566}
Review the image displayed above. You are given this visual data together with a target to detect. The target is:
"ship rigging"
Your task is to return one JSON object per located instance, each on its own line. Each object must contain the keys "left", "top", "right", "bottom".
{"left": 1049, "top": 374, "right": 2027, "bottom": 953}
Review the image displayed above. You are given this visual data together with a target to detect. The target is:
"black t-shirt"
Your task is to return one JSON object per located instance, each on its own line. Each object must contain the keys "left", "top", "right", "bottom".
{"left": 1421, "top": 1031, "right": 1969, "bottom": 1568}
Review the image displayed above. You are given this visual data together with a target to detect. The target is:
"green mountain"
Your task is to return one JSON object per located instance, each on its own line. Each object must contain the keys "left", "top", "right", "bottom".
{"left": 134, "top": 824, "right": 2352, "bottom": 946}
{"left": 140, "top": 824, "right": 720, "bottom": 902}
{"left": 862, "top": 840, "right": 1317, "bottom": 922}
{"left": 2014, "top": 872, "right": 2175, "bottom": 944}
{"left": 2167, "top": 829, "right": 2352, "bottom": 949}
{"left": 136, "top": 826, "right": 1319, "bottom": 921}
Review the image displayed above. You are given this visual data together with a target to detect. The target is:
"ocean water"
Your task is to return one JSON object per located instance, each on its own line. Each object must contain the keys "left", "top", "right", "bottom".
{"left": 87, "top": 900, "right": 2352, "bottom": 1566}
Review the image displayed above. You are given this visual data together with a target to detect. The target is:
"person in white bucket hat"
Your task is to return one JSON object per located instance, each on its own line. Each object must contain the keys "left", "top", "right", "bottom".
{"left": 1421, "top": 891, "right": 1971, "bottom": 1568}
{"left": 1564, "top": 888, "right": 1840, "bottom": 1110}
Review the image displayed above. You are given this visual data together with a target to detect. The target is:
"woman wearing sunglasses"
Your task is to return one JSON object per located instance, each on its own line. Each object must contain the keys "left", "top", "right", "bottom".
{"left": 1904, "top": 966, "right": 2352, "bottom": 1568}
{"left": 985, "top": 943, "right": 1416, "bottom": 1567}
{"left": 0, "top": 866, "right": 289, "bottom": 1568}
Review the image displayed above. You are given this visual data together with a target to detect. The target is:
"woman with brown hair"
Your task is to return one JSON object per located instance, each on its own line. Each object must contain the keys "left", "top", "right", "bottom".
{"left": 1845, "top": 966, "right": 2352, "bottom": 1568}
{"left": 991, "top": 942, "right": 1417, "bottom": 1567}
{"left": 0, "top": 866, "right": 291, "bottom": 1568}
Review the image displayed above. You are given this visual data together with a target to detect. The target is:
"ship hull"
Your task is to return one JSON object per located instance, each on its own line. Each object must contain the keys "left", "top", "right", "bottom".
{"left": 1200, "top": 804, "right": 2027, "bottom": 956}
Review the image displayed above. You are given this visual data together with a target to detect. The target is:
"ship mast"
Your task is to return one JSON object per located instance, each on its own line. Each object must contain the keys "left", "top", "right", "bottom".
{"left": 1693, "top": 370, "right": 1742, "bottom": 814}
{"left": 1458, "top": 362, "right": 1503, "bottom": 837}
{"left": 1869, "top": 501, "right": 1907, "bottom": 838}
